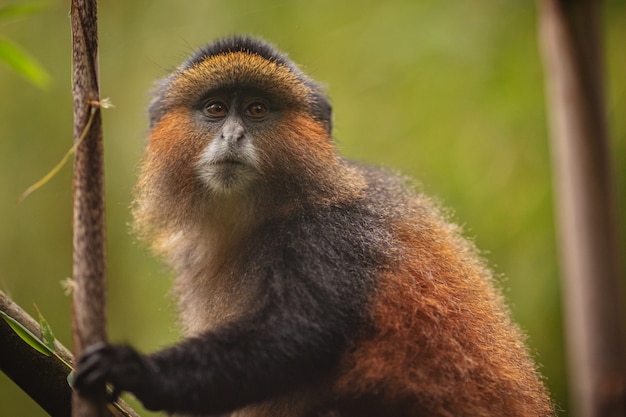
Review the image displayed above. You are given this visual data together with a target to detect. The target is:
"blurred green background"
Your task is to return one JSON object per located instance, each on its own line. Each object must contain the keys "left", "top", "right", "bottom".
{"left": 1, "top": 0, "right": 624, "bottom": 415}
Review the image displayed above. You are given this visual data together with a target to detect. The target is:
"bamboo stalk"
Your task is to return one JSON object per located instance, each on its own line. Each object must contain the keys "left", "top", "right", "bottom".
{"left": 70, "top": 0, "right": 107, "bottom": 416}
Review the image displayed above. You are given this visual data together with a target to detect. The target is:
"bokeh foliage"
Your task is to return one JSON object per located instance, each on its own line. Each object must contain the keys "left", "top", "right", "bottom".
{"left": 0, "top": 3, "right": 51, "bottom": 88}
{"left": 1, "top": 1, "right": 624, "bottom": 416}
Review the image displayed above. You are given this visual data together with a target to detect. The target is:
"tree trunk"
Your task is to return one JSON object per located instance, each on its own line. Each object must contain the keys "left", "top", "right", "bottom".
{"left": 539, "top": 1, "right": 626, "bottom": 416}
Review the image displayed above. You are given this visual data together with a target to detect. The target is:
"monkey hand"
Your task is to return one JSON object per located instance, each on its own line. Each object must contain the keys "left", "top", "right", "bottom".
{"left": 73, "top": 342, "right": 162, "bottom": 410}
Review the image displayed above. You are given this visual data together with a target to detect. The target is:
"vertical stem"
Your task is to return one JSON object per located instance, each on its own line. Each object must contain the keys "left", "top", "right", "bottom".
{"left": 70, "top": 0, "right": 107, "bottom": 416}
{"left": 539, "top": 1, "right": 626, "bottom": 416}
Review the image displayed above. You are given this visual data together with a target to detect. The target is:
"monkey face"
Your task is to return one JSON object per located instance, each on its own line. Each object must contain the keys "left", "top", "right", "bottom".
{"left": 141, "top": 39, "right": 339, "bottom": 220}
{"left": 194, "top": 89, "right": 273, "bottom": 194}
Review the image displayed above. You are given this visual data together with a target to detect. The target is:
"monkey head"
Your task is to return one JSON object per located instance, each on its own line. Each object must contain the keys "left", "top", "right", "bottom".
{"left": 150, "top": 36, "right": 334, "bottom": 190}
{"left": 134, "top": 37, "right": 363, "bottom": 249}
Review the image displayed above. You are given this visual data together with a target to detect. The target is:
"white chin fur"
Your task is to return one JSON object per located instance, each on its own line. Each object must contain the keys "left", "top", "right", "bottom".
{"left": 196, "top": 163, "right": 257, "bottom": 194}
{"left": 195, "top": 142, "right": 260, "bottom": 194}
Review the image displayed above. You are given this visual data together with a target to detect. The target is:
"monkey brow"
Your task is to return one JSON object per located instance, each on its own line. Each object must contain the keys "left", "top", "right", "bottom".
{"left": 184, "top": 36, "right": 295, "bottom": 73}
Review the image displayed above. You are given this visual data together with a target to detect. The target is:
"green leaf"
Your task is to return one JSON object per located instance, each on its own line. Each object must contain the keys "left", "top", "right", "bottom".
{"left": 34, "top": 304, "right": 56, "bottom": 352}
{"left": 0, "top": 37, "right": 51, "bottom": 88}
{"left": 0, "top": 310, "right": 54, "bottom": 356}
{"left": 0, "top": 3, "right": 47, "bottom": 23}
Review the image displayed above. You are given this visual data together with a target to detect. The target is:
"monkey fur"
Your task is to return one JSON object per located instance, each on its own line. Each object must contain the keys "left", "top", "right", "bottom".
{"left": 73, "top": 36, "right": 554, "bottom": 417}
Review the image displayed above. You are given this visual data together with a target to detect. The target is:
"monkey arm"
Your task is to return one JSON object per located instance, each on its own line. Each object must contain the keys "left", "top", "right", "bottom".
{"left": 74, "top": 206, "right": 385, "bottom": 415}
{"left": 143, "top": 294, "right": 355, "bottom": 414}
{"left": 75, "top": 273, "right": 364, "bottom": 415}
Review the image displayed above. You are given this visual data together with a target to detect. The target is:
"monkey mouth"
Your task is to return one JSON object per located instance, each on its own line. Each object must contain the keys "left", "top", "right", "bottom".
{"left": 195, "top": 145, "right": 261, "bottom": 193}
{"left": 213, "top": 158, "right": 244, "bottom": 166}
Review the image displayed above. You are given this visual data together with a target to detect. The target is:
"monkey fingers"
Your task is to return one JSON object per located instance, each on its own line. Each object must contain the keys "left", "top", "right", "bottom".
{"left": 73, "top": 342, "right": 156, "bottom": 404}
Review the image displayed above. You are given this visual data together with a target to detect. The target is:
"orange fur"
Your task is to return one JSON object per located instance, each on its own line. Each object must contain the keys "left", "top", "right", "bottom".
{"left": 133, "top": 109, "right": 203, "bottom": 233}
{"left": 336, "top": 195, "right": 554, "bottom": 416}
{"left": 164, "top": 52, "right": 310, "bottom": 115}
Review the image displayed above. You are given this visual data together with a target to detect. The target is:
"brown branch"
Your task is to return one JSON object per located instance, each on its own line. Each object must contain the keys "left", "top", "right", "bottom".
{"left": 0, "top": 290, "right": 73, "bottom": 417}
{"left": 539, "top": 1, "right": 626, "bottom": 416}
{"left": 0, "top": 291, "right": 141, "bottom": 417}
{"left": 70, "top": 0, "right": 107, "bottom": 416}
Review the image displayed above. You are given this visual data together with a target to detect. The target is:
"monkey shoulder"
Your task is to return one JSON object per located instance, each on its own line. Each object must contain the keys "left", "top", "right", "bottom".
{"left": 240, "top": 200, "right": 391, "bottom": 292}
{"left": 241, "top": 163, "right": 445, "bottom": 287}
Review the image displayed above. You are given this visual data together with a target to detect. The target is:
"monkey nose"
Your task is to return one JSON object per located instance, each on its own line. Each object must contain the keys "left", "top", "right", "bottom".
{"left": 220, "top": 120, "right": 246, "bottom": 144}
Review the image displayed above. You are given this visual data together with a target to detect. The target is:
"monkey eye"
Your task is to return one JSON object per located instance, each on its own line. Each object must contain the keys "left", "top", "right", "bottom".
{"left": 203, "top": 100, "right": 228, "bottom": 118}
{"left": 245, "top": 101, "right": 269, "bottom": 119}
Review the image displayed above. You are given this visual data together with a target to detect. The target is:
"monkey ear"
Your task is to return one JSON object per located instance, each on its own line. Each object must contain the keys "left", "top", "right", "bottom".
{"left": 147, "top": 76, "right": 175, "bottom": 130}
{"left": 310, "top": 90, "right": 333, "bottom": 134}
